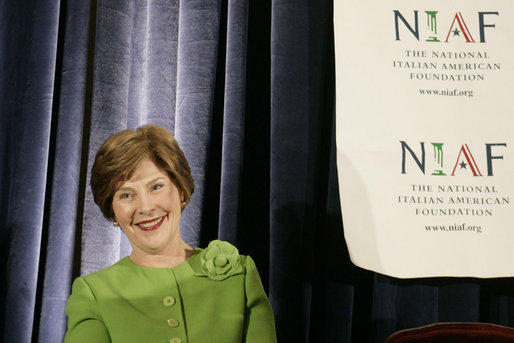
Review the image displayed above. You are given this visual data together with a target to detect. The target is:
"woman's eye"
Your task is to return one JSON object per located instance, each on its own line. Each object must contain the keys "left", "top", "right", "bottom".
{"left": 151, "top": 184, "right": 163, "bottom": 191}
{"left": 119, "top": 193, "right": 131, "bottom": 199}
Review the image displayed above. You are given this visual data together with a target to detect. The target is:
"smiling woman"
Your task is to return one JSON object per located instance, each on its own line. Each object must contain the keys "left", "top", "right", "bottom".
{"left": 64, "top": 125, "right": 277, "bottom": 343}
{"left": 111, "top": 159, "right": 187, "bottom": 267}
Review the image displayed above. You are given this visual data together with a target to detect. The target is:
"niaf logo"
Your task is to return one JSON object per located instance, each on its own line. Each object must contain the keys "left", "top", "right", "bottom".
{"left": 400, "top": 141, "right": 507, "bottom": 176}
{"left": 394, "top": 10, "right": 499, "bottom": 43}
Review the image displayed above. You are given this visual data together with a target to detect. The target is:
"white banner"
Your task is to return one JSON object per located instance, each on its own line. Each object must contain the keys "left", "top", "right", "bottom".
{"left": 335, "top": 0, "right": 514, "bottom": 278}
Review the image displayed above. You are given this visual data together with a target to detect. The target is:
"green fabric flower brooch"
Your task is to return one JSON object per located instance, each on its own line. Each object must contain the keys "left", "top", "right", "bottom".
{"left": 200, "top": 240, "right": 243, "bottom": 281}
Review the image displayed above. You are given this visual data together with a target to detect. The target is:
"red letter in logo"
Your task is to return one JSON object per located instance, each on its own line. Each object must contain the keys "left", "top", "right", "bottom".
{"left": 445, "top": 12, "right": 475, "bottom": 43}
{"left": 451, "top": 144, "right": 483, "bottom": 176}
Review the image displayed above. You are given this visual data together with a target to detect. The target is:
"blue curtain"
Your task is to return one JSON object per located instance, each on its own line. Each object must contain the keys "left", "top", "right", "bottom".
{"left": 2, "top": 0, "right": 514, "bottom": 342}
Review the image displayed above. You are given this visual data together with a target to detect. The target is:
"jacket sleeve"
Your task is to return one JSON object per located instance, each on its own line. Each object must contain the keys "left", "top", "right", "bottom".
{"left": 65, "top": 277, "right": 110, "bottom": 343}
{"left": 243, "top": 256, "right": 277, "bottom": 343}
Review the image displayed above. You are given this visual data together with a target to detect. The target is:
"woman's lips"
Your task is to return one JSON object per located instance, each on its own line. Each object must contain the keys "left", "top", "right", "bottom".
{"left": 136, "top": 216, "right": 165, "bottom": 231}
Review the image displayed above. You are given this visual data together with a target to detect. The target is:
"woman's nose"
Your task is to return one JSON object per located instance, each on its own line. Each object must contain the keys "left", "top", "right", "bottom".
{"left": 137, "top": 193, "right": 154, "bottom": 214}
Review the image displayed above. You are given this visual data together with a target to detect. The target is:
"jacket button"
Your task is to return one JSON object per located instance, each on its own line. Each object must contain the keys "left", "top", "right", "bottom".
{"left": 167, "top": 318, "right": 179, "bottom": 327}
{"left": 169, "top": 338, "right": 182, "bottom": 343}
{"left": 163, "top": 296, "right": 176, "bottom": 307}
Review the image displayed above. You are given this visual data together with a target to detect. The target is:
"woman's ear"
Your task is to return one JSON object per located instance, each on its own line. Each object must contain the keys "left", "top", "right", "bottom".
{"left": 180, "top": 192, "right": 186, "bottom": 210}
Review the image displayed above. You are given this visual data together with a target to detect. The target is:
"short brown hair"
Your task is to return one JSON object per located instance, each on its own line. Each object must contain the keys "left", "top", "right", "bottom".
{"left": 91, "top": 125, "right": 194, "bottom": 220}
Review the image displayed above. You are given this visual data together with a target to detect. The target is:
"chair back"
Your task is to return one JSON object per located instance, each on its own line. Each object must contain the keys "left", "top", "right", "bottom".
{"left": 384, "top": 322, "right": 514, "bottom": 343}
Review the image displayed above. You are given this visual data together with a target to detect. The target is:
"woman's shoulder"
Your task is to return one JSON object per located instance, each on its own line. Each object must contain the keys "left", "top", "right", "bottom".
{"left": 76, "top": 257, "right": 132, "bottom": 284}
{"left": 77, "top": 240, "right": 253, "bottom": 284}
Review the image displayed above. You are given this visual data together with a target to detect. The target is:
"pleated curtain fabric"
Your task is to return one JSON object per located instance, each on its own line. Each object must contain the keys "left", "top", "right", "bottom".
{"left": 3, "top": 1, "right": 514, "bottom": 343}
{"left": 1, "top": 1, "right": 64, "bottom": 342}
{"left": 37, "top": 0, "right": 94, "bottom": 341}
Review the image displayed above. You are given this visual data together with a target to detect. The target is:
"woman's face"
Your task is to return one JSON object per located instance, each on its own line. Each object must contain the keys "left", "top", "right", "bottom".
{"left": 112, "top": 159, "right": 183, "bottom": 256}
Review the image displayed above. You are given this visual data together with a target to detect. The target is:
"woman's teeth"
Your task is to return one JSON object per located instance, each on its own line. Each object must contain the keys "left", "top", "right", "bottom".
{"left": 138, "top": 217, "right": 163, "bottom": 228}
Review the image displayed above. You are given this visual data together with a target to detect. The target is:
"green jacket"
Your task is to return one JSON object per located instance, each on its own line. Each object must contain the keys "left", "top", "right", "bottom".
{"left": 65, "top": 242, "right": 277, "bottom": 343}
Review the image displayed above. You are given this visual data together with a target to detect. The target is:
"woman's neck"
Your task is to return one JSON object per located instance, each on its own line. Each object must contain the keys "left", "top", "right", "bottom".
{"left": 129, "top": 240, "right": 194, "bottom": 268}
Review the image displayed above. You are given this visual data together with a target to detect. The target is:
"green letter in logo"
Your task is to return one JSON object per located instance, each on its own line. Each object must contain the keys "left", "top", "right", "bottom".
{"left": 425, "top": 11, "right": 440, "bottom": 42}
{"left": 431, "top": 143, "right": 446, "bottom": 175}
